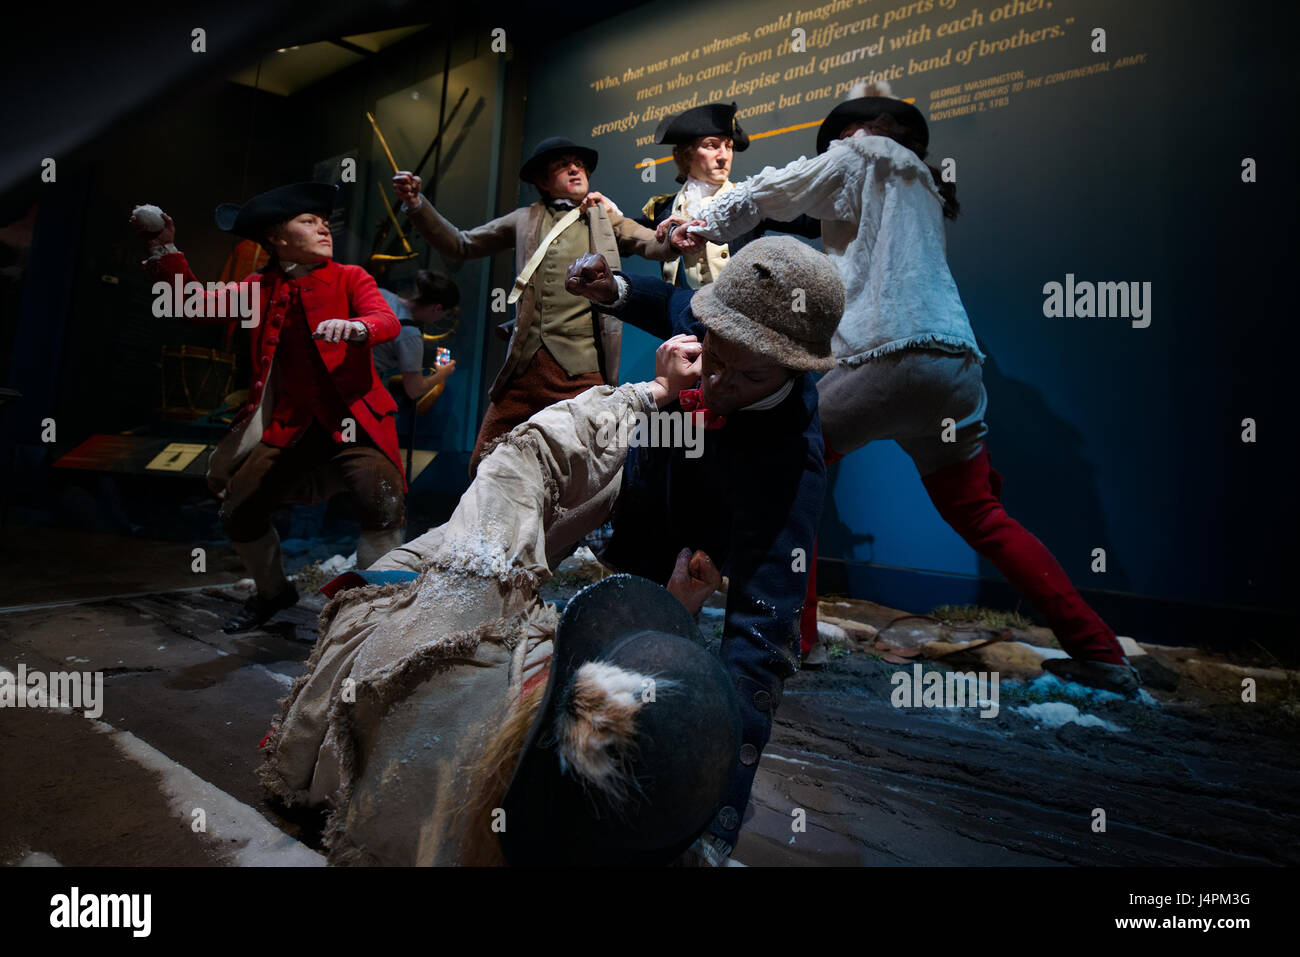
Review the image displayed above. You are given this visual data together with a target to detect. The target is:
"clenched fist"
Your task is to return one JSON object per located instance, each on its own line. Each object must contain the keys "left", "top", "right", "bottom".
{"left": 564, "top": 252, "right": 619, "bottom": 305}
{"left": 580, "top": 190, "right": 618, "bottom": 215}
{"left": 392, "top": 171, "right": 423, "bottom": 209}
{"left": 649, "top": 333, "right": 703, "bottom": 408}
{"left": 666, "top": 547, "right": 722, "bottom": 617}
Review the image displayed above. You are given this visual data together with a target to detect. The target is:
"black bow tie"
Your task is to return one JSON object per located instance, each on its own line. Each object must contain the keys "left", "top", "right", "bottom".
{"left": 547, "top": 199, "right": 578, "bottom": 211}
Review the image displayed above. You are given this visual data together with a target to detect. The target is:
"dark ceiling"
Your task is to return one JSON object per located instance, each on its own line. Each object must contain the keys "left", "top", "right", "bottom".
{"left": 0, "top": 0, "right": 647, "bottom": 199}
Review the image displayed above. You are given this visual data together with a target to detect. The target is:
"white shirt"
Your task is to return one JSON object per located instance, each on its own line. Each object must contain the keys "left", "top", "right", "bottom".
{"left": 693, "top": 134, "right": 983, "bottom": 365}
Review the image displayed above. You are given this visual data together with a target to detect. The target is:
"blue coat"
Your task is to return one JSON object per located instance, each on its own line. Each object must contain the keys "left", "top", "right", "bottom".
{"left": 601, "top": 271, "right": 827, "bottom": 850}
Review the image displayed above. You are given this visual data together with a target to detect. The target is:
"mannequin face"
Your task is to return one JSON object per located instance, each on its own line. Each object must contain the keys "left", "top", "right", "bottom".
{"left": 689, "top": 136, "right": 733, "bottom": 185}
{"left": 699, "top": 331, "right": 790, "bottom": 415}
{"left": 536, "top": 154, "right": 589, "bottom": 202}
{"left": 268, "top": 213, "right": 333, "bottom": 263}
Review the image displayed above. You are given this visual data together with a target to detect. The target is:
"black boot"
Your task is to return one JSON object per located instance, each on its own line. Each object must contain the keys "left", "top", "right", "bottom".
{"left": 1041, "top": 656, "right": 1142, "bottom": 697}
{"left": 222, "top": 583, "right": 300, "bottom": 634}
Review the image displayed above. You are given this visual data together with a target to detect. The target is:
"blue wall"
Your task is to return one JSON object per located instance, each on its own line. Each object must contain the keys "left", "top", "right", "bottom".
{"left": 522, "top": 0, "right": 1296, "bottom": 612}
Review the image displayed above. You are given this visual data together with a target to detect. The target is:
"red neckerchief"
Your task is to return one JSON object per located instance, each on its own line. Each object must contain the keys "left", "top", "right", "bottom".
{"left": 678, "top": 387, "right": 727, "bottom": 430}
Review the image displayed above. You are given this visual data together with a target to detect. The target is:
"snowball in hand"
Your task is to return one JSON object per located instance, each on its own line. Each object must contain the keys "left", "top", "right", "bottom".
{"left": 132, "top": 204, "right": 166, "bottom": 232}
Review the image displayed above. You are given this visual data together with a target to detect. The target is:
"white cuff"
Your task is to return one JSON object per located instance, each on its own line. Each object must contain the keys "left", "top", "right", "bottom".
{"left": 147, "top": 243, "right": 178, "bottom": 262}
{"left": 596, "top": 274, "right": 631, "bottom": 313}
{"left": 686, "top": 222, "right": 722, "bottom": 243}
{"left": 402, "top": 194, "right": 425, "bottom": 213}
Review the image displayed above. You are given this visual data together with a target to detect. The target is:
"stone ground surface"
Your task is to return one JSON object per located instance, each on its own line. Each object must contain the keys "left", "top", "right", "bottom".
{"left": 2, "top": 534, "right": 1298, "bottom": 867}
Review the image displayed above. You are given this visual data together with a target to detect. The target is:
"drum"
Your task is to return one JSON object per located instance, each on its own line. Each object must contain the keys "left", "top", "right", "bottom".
{"left": 158, "top": 345, "right": 237, "bottom": 419}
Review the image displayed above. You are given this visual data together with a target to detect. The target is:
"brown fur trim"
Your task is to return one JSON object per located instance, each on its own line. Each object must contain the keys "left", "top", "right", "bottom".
{"left": 256, "top": 740, "right": 310, "bottom": 808}
{"left": 556, "top": 661, "right": 653, "bottom": 809}
{"left": 449, "top": 679, "right": 548, "bottom": 866}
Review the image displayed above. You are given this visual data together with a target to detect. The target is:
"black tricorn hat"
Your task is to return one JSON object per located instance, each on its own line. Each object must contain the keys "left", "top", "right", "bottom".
{"left": 519, "top": 137, "right": 599, "bottom": 184}
{"left": 816, "top": 97, "right": 929, "bottom": 155}
{"left": 499, "top": 575, "right": 742, "bottom": 867}
{"left": 654, "top": 101, "right": 750, "bottom": 151}
{"left": 214, "top": 182, "right": 338, "bottom": 241}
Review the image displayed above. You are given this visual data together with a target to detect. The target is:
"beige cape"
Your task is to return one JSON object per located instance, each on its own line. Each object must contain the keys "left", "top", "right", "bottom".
{"left": 259, "top": 382, "right": 656, "bottom": 864}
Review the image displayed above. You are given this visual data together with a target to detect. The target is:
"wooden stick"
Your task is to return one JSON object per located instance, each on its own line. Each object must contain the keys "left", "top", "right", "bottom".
{"left": 375, "top": 181, "right": 413, "bottom": 253}
{"left": 366, "top": 111, "right": 401, "bottom": 174}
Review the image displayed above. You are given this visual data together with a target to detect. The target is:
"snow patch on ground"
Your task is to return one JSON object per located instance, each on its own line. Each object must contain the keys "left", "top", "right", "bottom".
{"left": 816, "top": 622, "right": 847, "bottom": 643}
{"left": 763, "top": 753, "right": 814, "bottom": 768}
{"left": 90, "top": 721, "right": 322, "bottom": 866}
{"left": 252, "top": 664, "right": 295, "bottom": 689}
{"left": 17, "top": 851, "right": 62, "bottom": 866}
{"left": 1117, "top": 636, "right": 1146, "bottom": 657}
{"left": 1012, "top": 701, "right": 1128, "bottom": 732}
{"left": 554, "top": 546, "right": 600, "bottom": 574}
{"left": 1009, "top": 641, "right": 1070, "bottom": 660}
{"left": 1020, "top": 672, "right": 1158, "bottom": 707}
{"left": 317, "top": 553, "right": 356, "bottom": 576}
{"left": 1027, "top": 672, "right": 1124, "bottom": 702}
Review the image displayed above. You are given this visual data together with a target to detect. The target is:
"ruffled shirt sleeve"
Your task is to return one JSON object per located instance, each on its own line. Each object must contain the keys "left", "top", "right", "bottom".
{"left": 694, "top": 146, "right": 859, "bottom": 242}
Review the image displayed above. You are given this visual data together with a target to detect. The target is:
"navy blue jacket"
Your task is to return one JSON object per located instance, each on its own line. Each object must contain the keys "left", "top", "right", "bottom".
{"left": 600, "top": 271, "right": 826, "bottom": 850}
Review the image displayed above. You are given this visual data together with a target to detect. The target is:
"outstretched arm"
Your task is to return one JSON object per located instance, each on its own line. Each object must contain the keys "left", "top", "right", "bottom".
{"left": 394, "top": 171, "right": 519, "bottom": 261}
{"left": 690, "top": 149, "right": 853, "bottom": 245}
{"left": 373, "top": 341, "right": 699, "bottom": 575}
{"left": 131, "top": 206, "right": 244, "bottom": 326}
{"left": 608, "top": 207, "right": 675, "bottom": 262}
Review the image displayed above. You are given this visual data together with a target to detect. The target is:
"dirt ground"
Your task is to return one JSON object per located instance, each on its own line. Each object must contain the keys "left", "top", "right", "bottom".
{"left": 2, "top": 551, "right": 1298, "bottom": 867}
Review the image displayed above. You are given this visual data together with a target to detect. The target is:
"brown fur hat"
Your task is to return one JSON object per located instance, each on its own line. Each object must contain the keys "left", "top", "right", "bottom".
{"left": 690, "top": 236, "right": 844, "bottom": 372}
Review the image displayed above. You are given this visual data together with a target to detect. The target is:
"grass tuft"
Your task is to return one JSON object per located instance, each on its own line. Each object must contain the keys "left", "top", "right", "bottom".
{"left": 931, "top": 604, "right": 1033, "bottom": 631}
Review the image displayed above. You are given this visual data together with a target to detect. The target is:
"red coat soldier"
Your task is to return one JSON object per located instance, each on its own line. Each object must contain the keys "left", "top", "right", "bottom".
{"left": 132, "top": 183, "right": 406, "bottom": 632}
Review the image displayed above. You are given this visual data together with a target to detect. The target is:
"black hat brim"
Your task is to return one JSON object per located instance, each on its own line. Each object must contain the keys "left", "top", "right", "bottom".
{"left": 215, "top": 182, "right": 338, "bottom": 241}
{"left": 519, "top": 142, "right": 599, "bottom": 184}
{"left": 816, "top": 97, "right": 929, "bottom": 154}
{"left": 515, "top": 576, "right": 702, "bottom": 761}
{"left": 499, "top": 575, "right": 739, "bottom": 866}
{"left": 654, "top": 101, "right": 750, "bottom": 152}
